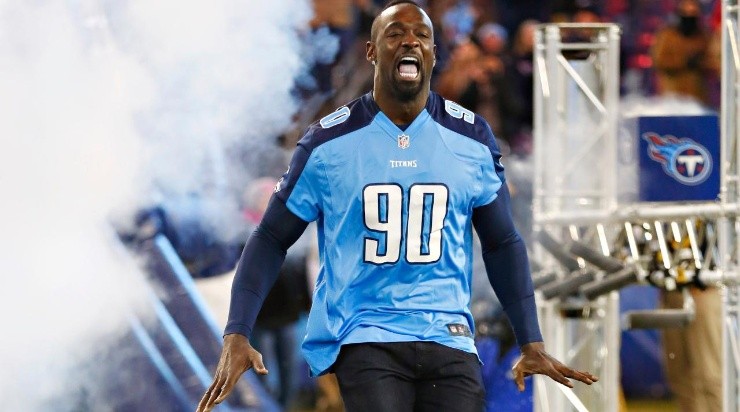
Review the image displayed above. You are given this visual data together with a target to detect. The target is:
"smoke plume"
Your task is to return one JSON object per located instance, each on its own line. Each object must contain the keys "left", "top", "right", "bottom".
{"left": 0, "top": 0, "right": 312, "bottom": 408}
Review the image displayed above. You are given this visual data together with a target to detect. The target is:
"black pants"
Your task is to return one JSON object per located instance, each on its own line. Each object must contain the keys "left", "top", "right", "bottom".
{"left": 333, "top": 341, "right": 485, "bottom": 412}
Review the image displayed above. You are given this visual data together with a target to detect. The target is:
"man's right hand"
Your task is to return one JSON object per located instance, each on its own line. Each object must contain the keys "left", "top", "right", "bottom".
{"left": 196, "top": 333, "right": 268, "bottom": 412}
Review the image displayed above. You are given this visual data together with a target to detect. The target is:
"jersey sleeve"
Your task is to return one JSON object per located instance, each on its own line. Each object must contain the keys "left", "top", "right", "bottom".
{"left": 224, "top": 196, "right": 309, "bottom": 337}
{"left": 274, "top": 141, "right": 323, "bottom": 222}
{"left": 472, "top": 119, "right": 506, "bottom": 208}
{"left": 472, "top": 184, "right": 542, "bottom": 346}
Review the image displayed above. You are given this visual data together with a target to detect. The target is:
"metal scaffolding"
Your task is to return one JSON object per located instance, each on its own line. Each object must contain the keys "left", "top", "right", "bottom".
{"left": 533, "top": 23, "right": 621, "bottom": 412}
{"left": 720, "top": 1, "right": 740, "bottom": 410}
{"left": 532, "top": 12, "right": 740, "bottom": 410}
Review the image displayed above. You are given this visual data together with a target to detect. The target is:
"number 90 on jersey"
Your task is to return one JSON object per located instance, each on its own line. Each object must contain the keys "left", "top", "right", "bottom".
{"left": 362, "top": 183, "right": 449, "bottom": 265}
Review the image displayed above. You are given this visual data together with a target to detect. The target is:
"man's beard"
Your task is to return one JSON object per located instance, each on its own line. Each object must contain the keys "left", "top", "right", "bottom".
{"left": 391, "top": 78, "right": 425, "bottom": 101}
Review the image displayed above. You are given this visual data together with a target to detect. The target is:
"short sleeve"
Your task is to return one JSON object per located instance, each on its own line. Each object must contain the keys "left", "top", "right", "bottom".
{"left": 472, "top": 119, "right": 506, "bottom": 208}
{"left": 274, "top": 144, "right": 322, "bottom": 222}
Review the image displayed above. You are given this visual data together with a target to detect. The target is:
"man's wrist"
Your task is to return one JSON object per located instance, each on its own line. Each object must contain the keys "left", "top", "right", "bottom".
{"left": 520, "top": 341, "right": 545, "bottom": 353}
{"left": 224, "top": 333, "right": 249, "bottom": 344}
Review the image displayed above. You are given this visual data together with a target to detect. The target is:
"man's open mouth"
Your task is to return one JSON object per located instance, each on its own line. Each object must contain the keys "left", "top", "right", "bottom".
{"left": 397, "top": 56, "right": 420, "bottom": 80}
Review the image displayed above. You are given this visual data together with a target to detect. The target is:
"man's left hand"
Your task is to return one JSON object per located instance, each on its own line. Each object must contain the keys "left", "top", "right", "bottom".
{"left": 512, "top": 341, "right": 599, "bottom": 391}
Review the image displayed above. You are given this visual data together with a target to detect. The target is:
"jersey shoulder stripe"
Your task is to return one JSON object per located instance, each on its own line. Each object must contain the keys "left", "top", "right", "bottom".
{"left": 275, "top": 93, "right": 376, "bottom": 205}
{"left": 427, "top": 91, "right": 505, "bottom": 183}
{"left": 299, "top": 92, "right": 377, "bottom": 152}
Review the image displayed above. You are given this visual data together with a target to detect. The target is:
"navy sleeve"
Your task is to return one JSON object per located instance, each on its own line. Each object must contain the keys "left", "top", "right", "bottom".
{"left": 224, "top": 195, "right": 309, "bottom": 338}
{"left": 472, "top": 184, "right": 543, "bottom": 346}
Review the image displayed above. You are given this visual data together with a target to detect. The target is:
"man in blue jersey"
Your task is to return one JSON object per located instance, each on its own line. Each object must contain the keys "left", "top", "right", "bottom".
{"left": 198, "top": 1, "right": 597, "bottom": 411}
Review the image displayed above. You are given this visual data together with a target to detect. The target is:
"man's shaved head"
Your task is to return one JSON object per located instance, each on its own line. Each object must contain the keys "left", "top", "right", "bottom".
{"left": 370, "top": 0, "right": 432, "bottom": 42}
{"left": 366, "top": 0, "right": 436, "bottom": 105}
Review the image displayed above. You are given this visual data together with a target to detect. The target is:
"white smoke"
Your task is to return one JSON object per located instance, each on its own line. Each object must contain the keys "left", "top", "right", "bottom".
{"left": 116, "top": 0, "right": 313, "bottom": 242}
{"left": 0, "top": 1, "right": 152, "bottom": 407}
{"left": 0, "top": 0, "right": 312, "bottom": 409}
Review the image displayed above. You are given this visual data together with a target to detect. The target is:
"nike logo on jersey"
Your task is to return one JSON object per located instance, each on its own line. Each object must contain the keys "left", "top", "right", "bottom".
{"left": 389, "top": 160, "right": 417, "bottom": 168}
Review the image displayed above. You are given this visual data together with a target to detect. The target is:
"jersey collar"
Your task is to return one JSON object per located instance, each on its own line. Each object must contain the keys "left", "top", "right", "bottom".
{"left": 363, "top": 92, "right": 433, "bottom": 144}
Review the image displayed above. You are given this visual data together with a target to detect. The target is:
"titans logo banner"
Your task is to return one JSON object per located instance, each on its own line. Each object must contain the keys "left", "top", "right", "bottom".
{"left": 638, "top": 115, "right": 719, "bottom": 202}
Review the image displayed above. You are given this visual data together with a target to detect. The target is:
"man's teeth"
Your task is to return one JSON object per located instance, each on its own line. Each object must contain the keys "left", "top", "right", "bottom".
{"left": 398, "top": 58, "right": 419, "bottom": 78}
{"left": 399, "top": 63, "right": 418, "bottom": 78}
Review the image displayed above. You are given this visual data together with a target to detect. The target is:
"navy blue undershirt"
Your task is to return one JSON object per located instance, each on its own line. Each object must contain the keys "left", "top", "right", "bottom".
{"left": 225, "top": 184, "right": 542, "bottom": 346}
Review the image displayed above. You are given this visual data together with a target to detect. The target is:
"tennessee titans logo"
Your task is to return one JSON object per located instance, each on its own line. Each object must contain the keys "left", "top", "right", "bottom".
{"left": 642, "top": 132, "right": 712, "bottom": 185}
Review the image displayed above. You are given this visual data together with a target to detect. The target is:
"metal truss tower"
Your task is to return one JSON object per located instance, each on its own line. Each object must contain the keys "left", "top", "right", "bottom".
{"left": 720, "top": 1, "right": 740, "bottom": 410}
{"left": 532, "top": 13, "right": 740, "bottom": 410}
{"left": 532, "top": 23, "right": 621, "bottom": 412}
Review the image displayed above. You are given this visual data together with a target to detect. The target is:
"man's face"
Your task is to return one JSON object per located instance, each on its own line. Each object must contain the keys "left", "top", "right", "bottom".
{"left": 368, "top": 4, "right": 436, "bottom": 101}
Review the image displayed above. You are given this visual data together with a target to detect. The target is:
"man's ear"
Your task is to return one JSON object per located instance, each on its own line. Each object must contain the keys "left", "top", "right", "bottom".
{"left": 366, "top": 41, "right": 377, "bottom": 65}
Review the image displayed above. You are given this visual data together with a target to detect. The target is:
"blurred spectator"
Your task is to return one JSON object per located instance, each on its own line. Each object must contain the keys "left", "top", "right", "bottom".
{"left": 476, "top": 21, "right": 509, "bottom": 57}
{"left": 435, "top": 39, "right": 482, "bottom": 102}
{"left": 470, "top": 0, "right": 498, "bottom": 27}
{"left": 660, "top": 226, "right": 723, "bottom": 412}
{"left": 651, "top": 0, "right": 711, "bottom": 104}
{"left": 355, "top": 0, "right": 384, "bottom": 38}
{"left": 561, "top": 3, "right": 604, "bottom": 60}
{"left": 436, "top": 27, "right": 523, "bottom": 151}
{"left": 310, "top": 0, "right": 360, "bottom": 56}
{"left": 308, "top": 0, "right": 368, "bottom": 94}
{"left": 427, "top": 0, "right": 457, "bottom": 75}
{"left": 497, "top": 0, "right": 552, "bottom": 36}
{"left": 654, "top": 0, "right": 723, "bottom": 385}
{"left": 441, "top": 1, "right": 477, "bottom": 46}
{"left": 705, "top": 0, "right": 723, "bottom": 109}
{"left": 641, "top": 27, "right": 723, "bottom": 399}
{"left": 572, "top": 2, "right": 601, "bottom": 24}
{"left": 506, "top": 19, "right": 539, "bottom": 153}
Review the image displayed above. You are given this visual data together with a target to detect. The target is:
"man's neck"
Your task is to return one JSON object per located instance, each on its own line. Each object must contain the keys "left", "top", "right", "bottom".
{"left": 372, "top": 88, "right": 429, "bottom": 126}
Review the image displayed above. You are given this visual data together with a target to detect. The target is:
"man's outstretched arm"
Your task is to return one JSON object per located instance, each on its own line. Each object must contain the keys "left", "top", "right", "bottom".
{"left": 198, "top": 196, "right": 309, "bottom": 412}
{"left": 472, "top": 184, "right": 598, "bottom": 391}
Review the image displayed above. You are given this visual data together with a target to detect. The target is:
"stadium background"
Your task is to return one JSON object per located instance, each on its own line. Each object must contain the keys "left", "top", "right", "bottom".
{"left": 0, "top": 0, "right": 725, "bottom": 411}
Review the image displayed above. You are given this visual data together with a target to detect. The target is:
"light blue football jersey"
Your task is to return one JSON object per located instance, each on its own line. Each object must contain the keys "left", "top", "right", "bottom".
{"left": 275, "top": 91, "right": 505, "bottom": 376}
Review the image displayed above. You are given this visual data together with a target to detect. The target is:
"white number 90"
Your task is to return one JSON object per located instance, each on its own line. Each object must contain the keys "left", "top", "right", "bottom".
{"left": 363, "top": 184, "right": 449, "bottom": 264}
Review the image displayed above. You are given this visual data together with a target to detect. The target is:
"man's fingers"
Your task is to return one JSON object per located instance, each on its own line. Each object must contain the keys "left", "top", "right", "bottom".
{"left": 213, "top": 354, "right": 266, "bottom": 404}
{"left": 546, "top": 357, "right": 589, "bottom": 387}
{"left": 201, "top": 378, "right": 220, "bottom": 407}
{"left": 213, "top": 369, "right": 243, "bottom": 404}
{"left": 512, "top": 360, "right": 531, "bottom": 392}
{"left": 213, "top": 384, "right": 231, "bottom": 404}
{"left": 196, "top": 388, "right": 212, "bottom": 412}
{"left": 204, "top": 375, "right": 226, "bottom": 411}
{"left": 253, "top": 364, "right": 269, "bottom": 375}
{"left": 197, "top": 377, "right": 222, "bottom": 412}
{"left": 252, "top": 354, "right": 269, "bottom": 375}
{"left": 540, "top": 364, "right": 573, "bottom": 388}
{"left": 513, "top": 346, "right": 598, "bottom": 391}
{"left": 571, "top": 370, "right": 595, "bottom": 384}
{"left": 513, "top": 369, "right": 526, "bottom": 392}
{"left": 559, "top": 366, "right": 597, "bottom": 385}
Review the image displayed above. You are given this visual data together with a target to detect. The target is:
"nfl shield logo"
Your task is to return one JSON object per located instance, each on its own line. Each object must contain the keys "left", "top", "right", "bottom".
{"left": 397, "top": 133, "right": 410, "bottom": 149}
